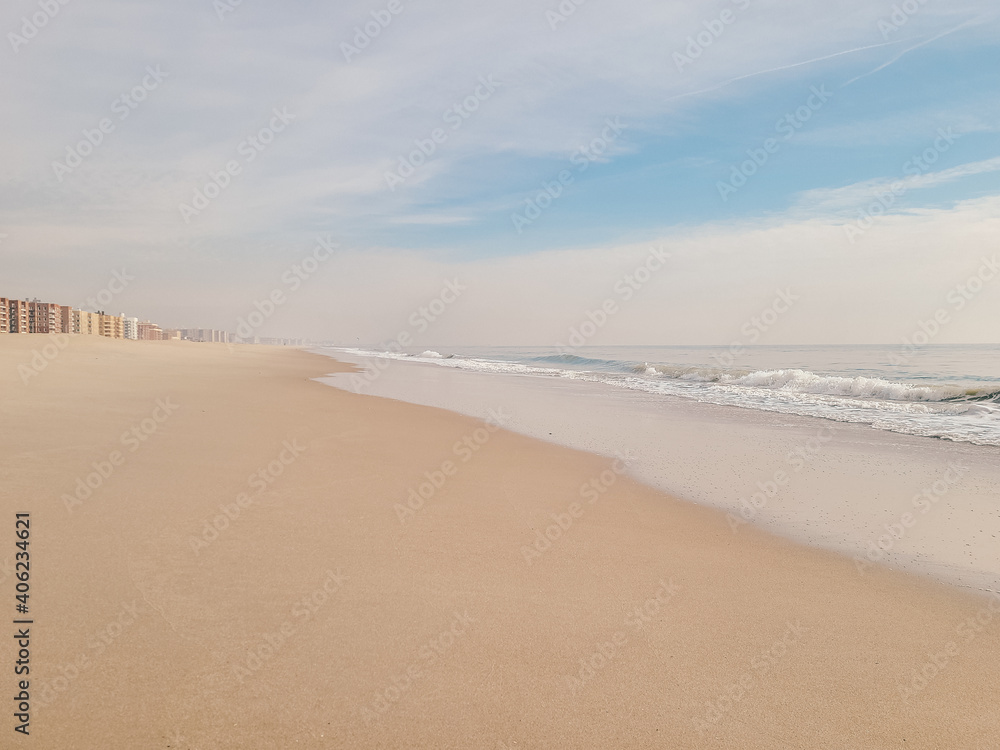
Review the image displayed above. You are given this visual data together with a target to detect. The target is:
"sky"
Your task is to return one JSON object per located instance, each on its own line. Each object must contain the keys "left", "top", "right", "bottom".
{"left": 1, "top": 0, "right": 999, "bottom": 347}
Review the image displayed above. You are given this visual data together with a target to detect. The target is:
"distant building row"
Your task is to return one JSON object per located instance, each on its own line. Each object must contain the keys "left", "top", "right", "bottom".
{"left": 0, "top": 297, "right": 177, "bottom": 340}
{"left": 1, "top": 297, "right": 305, "bottom": 346}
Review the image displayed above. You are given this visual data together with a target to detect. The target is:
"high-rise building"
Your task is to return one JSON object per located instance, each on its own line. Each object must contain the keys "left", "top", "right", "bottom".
{"left": 179, "top": 328, "right": 232, "bottom": 343}
{"left": 1, "top": 296, "right": 262, "bottom": 346}
{"left": 137, "top": 321, "right": 163, "bottom": 340}
{"left": 72, "top": 309, "right": 102, "bottom": 335}
{"left": 98, "top": 313, "right": 124, "bottom": 339}
{"left": 28, "top": 301, "right": 63, "bottom": 334}
{"left": 8, "top": 299, "right": 28, "bottom": 333}
{"left": 0, "top": 299, "right": 66, "bottom": 333}
{"left": 60, "top": 306, "right": 74, "bottom": 334}
{"left": 122, "top": 316, "right": 139, "bottom": 340}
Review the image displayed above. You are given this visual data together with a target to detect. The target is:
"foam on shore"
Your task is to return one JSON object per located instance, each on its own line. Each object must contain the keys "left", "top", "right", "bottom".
{"left": 316, "top": 348, "right": 1000, "bottom": 593}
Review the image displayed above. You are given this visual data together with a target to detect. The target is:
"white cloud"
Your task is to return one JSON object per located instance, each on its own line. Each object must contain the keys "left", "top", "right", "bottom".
{"left": 2, "top": 0, "right": 999, "bottom": 343}
{"left": 793, "top": 156, "right": 1000, "bottom": 215}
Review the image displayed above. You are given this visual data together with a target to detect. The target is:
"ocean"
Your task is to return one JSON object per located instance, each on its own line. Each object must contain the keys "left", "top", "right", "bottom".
{"left": 329, "top": 344, "right": 1000, "bottom": 447}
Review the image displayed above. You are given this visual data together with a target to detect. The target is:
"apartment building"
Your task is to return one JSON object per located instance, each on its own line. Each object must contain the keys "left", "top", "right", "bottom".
{"left": 8, "top": 299, "right": 28, "bottom": 333}
{"left": 2, "top": 296, "right": 295, "bottom": 346}
{"left": 99, "top": 313, "right": 124, "bottom": 339}
{"left": 0, "top": 299, "right": 74, "bottom": 334}
{"left": 60, "top": 305, "right": 74, "bottom": 334}
{"left": 72, "top": 310, "right": 102, "bottom": 335}
{"left": 29, "top": 301, "right": 64, "bottom": 334}
{"left": 137, "top": 321, "right": 163, "bottom": 340}
{"left": 180, "top": 328, "right": 232, "bottom": 343}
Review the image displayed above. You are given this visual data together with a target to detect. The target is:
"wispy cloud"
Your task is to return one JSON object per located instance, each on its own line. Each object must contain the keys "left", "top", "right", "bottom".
{"left": 3, "top": 0, "right": 1000, "bottom": 340}
{"left": 793, "top": 156, "right": 1000, "bottom": 215}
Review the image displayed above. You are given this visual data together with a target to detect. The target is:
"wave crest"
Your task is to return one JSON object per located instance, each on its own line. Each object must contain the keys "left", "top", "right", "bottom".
{"left": 635, "top": 365, "right": 996, "bottom": 403}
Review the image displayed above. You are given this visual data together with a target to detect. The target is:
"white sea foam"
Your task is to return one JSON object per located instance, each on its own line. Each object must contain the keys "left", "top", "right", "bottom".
{"left": 319, "top": 347, "right": 1000, "bottom": 446}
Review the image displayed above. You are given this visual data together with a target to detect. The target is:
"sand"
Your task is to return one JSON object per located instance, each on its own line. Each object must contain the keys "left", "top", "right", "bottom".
{"left": 1, "top": 335, "right": 998, "bottom": 749}
{"left": 317, "top": 349, "right": 1000, "bottom": 593}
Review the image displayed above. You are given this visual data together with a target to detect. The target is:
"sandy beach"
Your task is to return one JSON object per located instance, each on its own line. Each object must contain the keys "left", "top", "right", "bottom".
{"left": 2, "top": 335, "right": 999, "bottom": 749}
{"left": 319, "top": 349, "right": 1000, "bottom": 592}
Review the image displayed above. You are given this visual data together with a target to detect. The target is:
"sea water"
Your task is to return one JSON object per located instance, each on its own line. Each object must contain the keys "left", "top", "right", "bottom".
{"left": 325, "top": 344, "right": 1000, "bottom": 447}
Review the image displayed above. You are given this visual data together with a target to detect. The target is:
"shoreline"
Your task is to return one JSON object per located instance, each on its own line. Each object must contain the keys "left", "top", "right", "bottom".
{"left": 2, "top": 336, "right": 999, "bottom": 747}
{"left": 315, "top": 348, "right": 1000, "bottom": 595}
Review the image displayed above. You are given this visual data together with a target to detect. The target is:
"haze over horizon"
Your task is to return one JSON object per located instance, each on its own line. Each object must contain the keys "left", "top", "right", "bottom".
{"left": 3, "top": 0, "right": 999, "bottom": 346}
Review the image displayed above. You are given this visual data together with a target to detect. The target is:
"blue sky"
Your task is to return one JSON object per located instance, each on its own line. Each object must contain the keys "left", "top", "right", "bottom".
{"left": 374, "top": 34, "right": 1000, "bottom": 257}
{"left": 2, "top": 0, "right": 999, "bottom": 344}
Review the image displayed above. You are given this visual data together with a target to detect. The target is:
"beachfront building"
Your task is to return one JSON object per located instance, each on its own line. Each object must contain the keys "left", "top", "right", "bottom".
{"left": 72, "top": 309, "right": 101, "bottom": 335}
{"left": 98, "top": 313, "right": 124, "bottom": 339}
{"left": 122, "top": 316, "right": 139, "bottom": 340}
{"left": 60, "top": 305, "right": 74, "bottom": 334}
{"left": 29, "top": 301, "right": 64, "bottom": 334}
{"left": 1, "top": 298, "right": 74, "bottom": 334}
{"left": 1, "top": 295, "right": 271, "bottom": 345}
{"left": 179, "top": 328, "right": 232, "bottom": 343}
{"left": 137, "top": 320, "right": 163, "bottom": 340}
{"left": 7, "top": 299, "right": 28, "bottom": 333}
